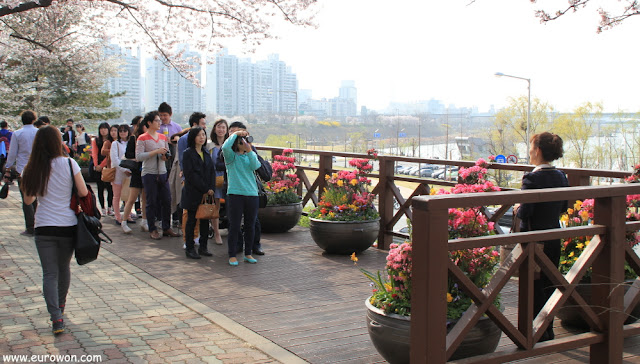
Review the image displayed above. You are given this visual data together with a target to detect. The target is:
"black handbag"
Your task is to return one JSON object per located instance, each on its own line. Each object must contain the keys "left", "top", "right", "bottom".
{"left": 255, "top": 173, "right": 268, "bottom": 208}
{"left": 0, "top": 182, "right": 8, "bottom": 199}
{"left": 119, "top": 159, "right": 139, "bottom": 171}
{"left": 256, "top": 153, "right": 272, "bottom": 182}
{"left": 68, "top": 160, "right": 112, "bottom": 265}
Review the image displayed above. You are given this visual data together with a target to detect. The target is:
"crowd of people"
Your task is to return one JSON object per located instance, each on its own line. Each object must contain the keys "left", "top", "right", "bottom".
{"left": 2, "top": 102, "right": 269, "bottom": 335}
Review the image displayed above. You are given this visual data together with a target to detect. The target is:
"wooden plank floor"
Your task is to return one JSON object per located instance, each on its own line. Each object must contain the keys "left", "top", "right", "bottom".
{"left": 101, "top": 219, "right": 640, "bottom": 363}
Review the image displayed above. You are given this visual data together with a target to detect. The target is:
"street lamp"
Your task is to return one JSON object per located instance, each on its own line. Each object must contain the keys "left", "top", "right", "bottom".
{"left": 495, "top": 72, "right": 531, "bottom": 161}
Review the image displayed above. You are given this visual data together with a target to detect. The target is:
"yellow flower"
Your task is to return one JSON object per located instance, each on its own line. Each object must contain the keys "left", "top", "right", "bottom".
{"left": 568, "top": 251, "right": 574, "bottom": 257}
{"left": 560, "top": 215, "right": 569, "bottom": 224}
{"left": 329, "top": 212, "right": 335, "bottom": 218}
{"left": 574, "top": 256, "right": 578, "bottom": 261}
{"left": 350, "top": 179, "right": 358, "bottom": 186}
{"left": 585, "top": 239, "right": 591, "bottom": 246}
{"left": 579, "top": 209, "right": 589, "bottom": 221}
{"left": 567, "top": 208, "right": 574, "bottom": 215}
{"left": 561, "top": 260, "right": 568, "bottom": 265}
{"left": 447, "top": 293, "right": 453, "bottom": 303}
{"left": 574, "top": 200, "right": 583, "bottom": 210}
{"left": 384, "top": 283, "right": 392, "bottom": 292}
{"left": 430, "top": 187, "right": 437, "bottom": 195}
{"left": 325, "top": 175, "right": 330, "bottom": 180}
{"left": 576, "top": 243, "right": 584, "bottom": 249}
{"left": 350, "top": 253, "right": 358, "bottom": 262}
{"left": 337, "top": 180, "right": 344, "bottom": 187}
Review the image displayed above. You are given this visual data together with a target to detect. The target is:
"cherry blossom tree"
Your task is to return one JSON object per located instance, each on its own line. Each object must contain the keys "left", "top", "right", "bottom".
{"left": 0, "top": 3, "right": 122, "bottom": 122}
{"left": 529, "top": 0, "right": 640, "bottom": 33}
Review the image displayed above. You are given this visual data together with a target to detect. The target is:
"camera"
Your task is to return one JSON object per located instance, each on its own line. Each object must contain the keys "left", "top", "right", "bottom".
{"left": 165, "top": 149, "right": 172, "bottom": 159}
{"left": 236, "top": 135, "right": 253, "bottom": 145}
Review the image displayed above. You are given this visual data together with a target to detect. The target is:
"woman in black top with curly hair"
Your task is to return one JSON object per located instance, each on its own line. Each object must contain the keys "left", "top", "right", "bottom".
{"left": 516, "top": 131, "right": 569, "bottom": 342}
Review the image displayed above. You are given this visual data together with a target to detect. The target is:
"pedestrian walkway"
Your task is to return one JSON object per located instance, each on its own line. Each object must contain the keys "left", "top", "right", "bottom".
{"left": 0, "top": 191, "right": 305, "bottom": 363}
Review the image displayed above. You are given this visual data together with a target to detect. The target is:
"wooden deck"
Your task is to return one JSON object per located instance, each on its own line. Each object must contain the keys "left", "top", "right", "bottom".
{"left": 101, "top": 221, "right": 640, "bottom": 363}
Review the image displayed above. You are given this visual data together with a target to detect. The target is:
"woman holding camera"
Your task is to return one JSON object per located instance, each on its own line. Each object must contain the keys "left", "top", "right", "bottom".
{"left": 222, "top": 130, "right": 261, "bottom": 265}
{"left": 21, "top": 126, "right": 89, "bottom": 335}
{"left": 182, "top": 127, "right": 216, "bottom": 259}
{"left": 135, "top": 111, "right": 179, "bottom": 240}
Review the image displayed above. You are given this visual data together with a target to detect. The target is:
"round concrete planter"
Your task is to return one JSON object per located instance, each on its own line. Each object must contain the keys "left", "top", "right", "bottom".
{"left": 365, "top": 299, "right": 501, "bottom": 363}
{"left": 258, "top": 202, "right": 303, "bottom": 233}
{"left": 309, "top": 218, "right": 379, "bottom": 254}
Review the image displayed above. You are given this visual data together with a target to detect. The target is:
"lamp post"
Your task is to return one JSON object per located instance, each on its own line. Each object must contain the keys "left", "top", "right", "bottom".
{"left": 495, "top": 72, "right": 531, "bottom": 161}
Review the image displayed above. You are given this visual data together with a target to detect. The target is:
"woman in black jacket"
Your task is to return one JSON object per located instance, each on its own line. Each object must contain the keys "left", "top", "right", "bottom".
{"left": 181, "top": 127, "right": 216, "bottom": 259}
{"left": 516, "top": 131, "right": 569, "bottom": 342}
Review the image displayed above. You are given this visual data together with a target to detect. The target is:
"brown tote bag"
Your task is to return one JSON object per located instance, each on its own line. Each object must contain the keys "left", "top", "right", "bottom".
{"left": 195, "top": 194, "right": 219, "bottom": 220}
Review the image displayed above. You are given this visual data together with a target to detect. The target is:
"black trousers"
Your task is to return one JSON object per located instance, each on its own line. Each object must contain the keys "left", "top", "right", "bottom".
{"left": 185, "top": 208, "right": 209, "bottom": 251}
{"left": 533, "top": 239, "right": 561, "bottom": 339}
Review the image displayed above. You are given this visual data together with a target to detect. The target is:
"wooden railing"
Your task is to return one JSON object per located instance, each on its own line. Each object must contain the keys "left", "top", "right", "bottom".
{"left": 410, "top": 184, "right": 640, "bottom": 363}
{"left": 256, "top": 146, "right": 632, "bottom": 250}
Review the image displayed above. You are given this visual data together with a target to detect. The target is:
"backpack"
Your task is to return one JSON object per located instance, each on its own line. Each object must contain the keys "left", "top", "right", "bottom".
{"left": 84, "top": 133, "right": 90, "bottom": 144}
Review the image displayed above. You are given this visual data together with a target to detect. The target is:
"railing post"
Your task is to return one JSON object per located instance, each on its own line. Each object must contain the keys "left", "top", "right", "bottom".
{"left": 590, "top": 195, "right": 626, "bottom": 364}
{"left": 411, "top": 198, "right": 448, "bottom": 363}
{"left": 377, "top": 156, "right": 395, "bottom": 250}
{"left": 567, "top": 171, "right": 591, "bottom": 187}
{"left": 317, "top": 154, "right": 332, "bottom": 201}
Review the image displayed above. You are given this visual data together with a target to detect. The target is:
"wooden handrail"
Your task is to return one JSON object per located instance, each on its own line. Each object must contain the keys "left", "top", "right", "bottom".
{"left": 256, "top": 145, "right": 634, "bottom": 251}
{"left": 410, "top": 184, "right": 640, "bottom": 363}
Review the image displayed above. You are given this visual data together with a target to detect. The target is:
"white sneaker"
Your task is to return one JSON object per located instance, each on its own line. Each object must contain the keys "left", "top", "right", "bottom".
{"left": 121, "top": 221, "right": 132, "bottom": 234}
{"left": 140, "top": 219, "right": 149, "bottom": 232}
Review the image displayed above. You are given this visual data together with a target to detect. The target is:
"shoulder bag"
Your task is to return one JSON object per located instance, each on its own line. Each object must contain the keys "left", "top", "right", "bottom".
{"left": 255, "top": 172, "right": 268, "bottom": 208}
{"left": 68, "top": 160, "right": 112, "bottom": 265}
{"left": 101, "top": 144, "right": 116, "bottom": 182}
{"left": 196, "top": 194, "right": 219, "bottom": 220}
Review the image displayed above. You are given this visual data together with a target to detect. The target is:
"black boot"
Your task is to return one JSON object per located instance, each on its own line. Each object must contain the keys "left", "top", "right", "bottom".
{"left": 198, "top": 247, "right": 213, "bottom": 256}
{"left": 185, "top": 248, "right": 201, "bottom": 259}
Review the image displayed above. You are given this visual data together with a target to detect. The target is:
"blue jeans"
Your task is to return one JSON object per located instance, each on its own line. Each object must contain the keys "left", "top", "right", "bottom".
{"left": 142, "top": 173, "right": 171, "bottom": 232}
{"left": 226, "top": 194, "right": 258, "bottom": 257}
{"left": 35, "top": 235, "right": 74, "bottom": 321}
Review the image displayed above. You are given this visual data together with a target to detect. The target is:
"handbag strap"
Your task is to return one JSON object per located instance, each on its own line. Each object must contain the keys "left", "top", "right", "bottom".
{"left": 68, "top": 158, "right": 77, "bottom": 196}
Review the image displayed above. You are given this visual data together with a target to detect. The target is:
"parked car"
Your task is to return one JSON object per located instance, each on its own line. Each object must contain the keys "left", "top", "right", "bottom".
{"left": 433, "top": 166, "right": 459, "bottom": 180}
{"left": 405, "top": 166, "right": 420, "bottom": 175}
{"left": 419, "top": 166, "right": 435, "bottom": 177}
{"left": 394, "top": 164, "right": 405, "bottom": 173}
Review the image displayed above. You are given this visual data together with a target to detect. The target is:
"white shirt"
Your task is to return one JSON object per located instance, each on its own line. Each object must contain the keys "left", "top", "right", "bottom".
{"left": 5, "top": 124, "right": 38, "bottom": 174}
{"left": 110, "top": 140, "right": 128, "bottom": 184}
{"left": 35, "top": 157, "right": 81, "bottom": 228}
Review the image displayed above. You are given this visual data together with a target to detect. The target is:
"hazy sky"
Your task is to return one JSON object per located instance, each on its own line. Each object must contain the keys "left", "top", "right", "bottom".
{"left": 230, "top": 0, "right": 640, "bottom": 113}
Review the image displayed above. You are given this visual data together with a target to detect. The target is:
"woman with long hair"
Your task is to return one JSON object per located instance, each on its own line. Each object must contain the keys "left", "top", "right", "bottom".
{"left": 208, "top": 118, "right": 228, "bottom": 245}
{"left": 516, "top": 131, "right": 569, "bottom": 342}
{"left": 110, "top": 124, "right": 131, "bottom": 224}
{"left": 101, "top": 125, "right": 118, "bottom": 216}
{"left": 222, "top": 129, "right": 261, "bottom": 265}
{"left": 121, "top": 117, "right": 147, "bottom": 233}
{"left": 182, "top": 127, "right": 216, "bottom": 259}
{"left": 21, "top": 126, "right": 88, "bottom": 335}
{"left": 91, "top": 122, "right": 113, "bottom": 215}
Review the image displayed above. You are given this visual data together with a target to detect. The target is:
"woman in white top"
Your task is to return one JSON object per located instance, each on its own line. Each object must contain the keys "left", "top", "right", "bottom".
{"left": 21, "top": 125, "right": 88, "bottom": 335}
{"left": 110, "top": 124, "right": 131, "bottom": 224}
{"left": 75, "top": 123, "right": 89, "bottom": 154}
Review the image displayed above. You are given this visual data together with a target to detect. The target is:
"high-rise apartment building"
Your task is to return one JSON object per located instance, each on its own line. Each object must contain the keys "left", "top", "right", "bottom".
{"left": 145, "top": 47, "right": 202, "bottom": 116}
{"left": 204, "top": 50, "right": 298, "bottom": 117}
{"left": 104, "top": 44, "right": 142, "bottom": 114}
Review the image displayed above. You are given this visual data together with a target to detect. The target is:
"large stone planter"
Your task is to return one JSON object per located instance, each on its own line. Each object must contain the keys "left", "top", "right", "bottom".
{"left": 365, "top": 299, "right": 501, "bottom": 363}
{"left": 258, "top": 202, "right": 302, "bottom": 233}
{"left": 558, "top": 279, "right": 640, "bottom": 330}
{"left": 309, "top": 218, "right": 379, "bottom": 254}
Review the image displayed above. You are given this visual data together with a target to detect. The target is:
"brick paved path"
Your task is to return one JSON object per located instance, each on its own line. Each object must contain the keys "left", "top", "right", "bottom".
{"left": 0, "top": 190, "right": 304, "bottom": 363}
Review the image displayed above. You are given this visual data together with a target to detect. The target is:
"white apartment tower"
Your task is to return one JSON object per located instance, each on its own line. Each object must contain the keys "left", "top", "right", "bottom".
{"left": 204, "top": 51, "right": 298, "bottom": 117}
{"left": 104, "top": 44, "right": 142, "bottom": 114}
{"left": 145, "top": 47, "right": 203, "bottom": 116}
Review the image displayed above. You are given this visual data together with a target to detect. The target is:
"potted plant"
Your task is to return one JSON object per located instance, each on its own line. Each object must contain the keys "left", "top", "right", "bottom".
{"left": 556, "top": 195, "right": 640, "bottom": 328}
{"left": 308, "top": 151, "right": 379, "bottom": 254}
{"left": 258, "top": 149, "right": 303, "bottom": 233}
{"left": 355, "top": 158, "right": 503, "bottom": 363}
{"left": 74, "top": 145, "right": 92, "bottom": 181}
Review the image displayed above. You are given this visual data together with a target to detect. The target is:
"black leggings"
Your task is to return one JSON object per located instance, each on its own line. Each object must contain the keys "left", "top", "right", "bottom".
{"left": 96, "top": 179, "right": 113, "bottom": 209}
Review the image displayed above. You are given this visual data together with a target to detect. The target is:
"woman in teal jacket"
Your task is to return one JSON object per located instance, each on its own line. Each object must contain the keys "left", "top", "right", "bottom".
{"left": 222, "top": 130, "right": 261, "bottom": 265}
